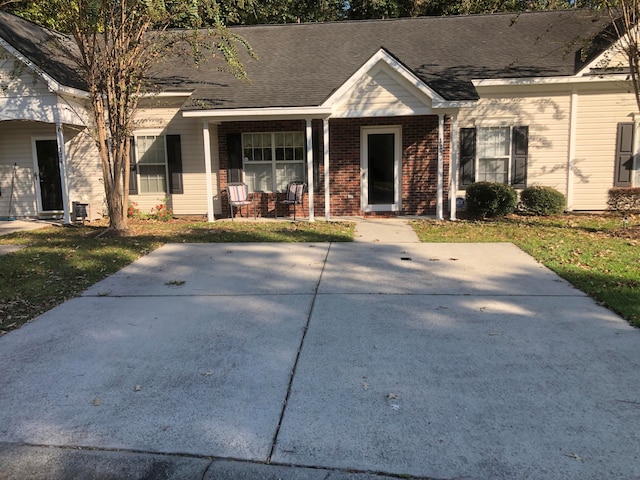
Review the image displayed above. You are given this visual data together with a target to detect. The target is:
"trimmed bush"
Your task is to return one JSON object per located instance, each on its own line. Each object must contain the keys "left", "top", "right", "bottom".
{"left": 608, "top": 187, "right": 640, "bottom": 212}
{"left": 465, "top": 182, "right": 518, "bottom": 218}
{"left": 520, "top": 186, "right": 566, "bottom": 215}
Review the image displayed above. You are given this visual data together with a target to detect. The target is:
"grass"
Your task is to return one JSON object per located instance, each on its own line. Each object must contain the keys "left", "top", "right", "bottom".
{"left": 412, "top": 213, "right": 640, "bottom": 327}
{"left": 0, "top": 218, "right": 354, "bottom": 335}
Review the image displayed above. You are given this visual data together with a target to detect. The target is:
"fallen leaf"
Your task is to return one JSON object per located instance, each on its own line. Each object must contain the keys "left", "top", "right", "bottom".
{"left": 362, "top": 381, "right": 369, "bottom": 391}
{"left": 564, "top": 453, "right": 583, "bottom": 461}
{"left": 133, "top": 385, "right": 142, "bottom": 392}
{"left": 200, "top": 371, "right": 214, "bottom": 377}
{"left": 165, "top": 280, "right": 185, "bottom": 286}
{"left": 387, "top": 393, "right": 399, "bottom": 400}
{"left": 91, "top": 397, "right": 102, "bottom": 406}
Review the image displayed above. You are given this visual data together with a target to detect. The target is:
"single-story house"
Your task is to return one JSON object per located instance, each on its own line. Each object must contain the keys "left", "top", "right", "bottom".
{"left": 0, "top": 9, "right": 637, "bottom": 223}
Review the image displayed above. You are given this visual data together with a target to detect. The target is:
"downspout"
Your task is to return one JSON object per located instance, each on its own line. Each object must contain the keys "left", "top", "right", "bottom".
{"left": 306, "top": 119, "right": 314, "bottom": 222}
{"left": 202, "top": 121, "right": 215, "bottom": 222}
{"left": 567, "top": 89, "right": 578, "bottom": 211}
{"left": 324, "top": 118, "right": 330, "bottom": 221}
{"left": 54, "top": 105, "right": 71, "bottom": 225}
{"left": 436, "top": 114, "right": 445, "bottom": 220}
{"left": 449, "top": 113, "right": 459, "bottom": 221}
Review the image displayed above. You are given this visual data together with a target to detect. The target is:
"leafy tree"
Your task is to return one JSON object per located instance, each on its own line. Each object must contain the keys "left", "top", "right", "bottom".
{"left": 601, "top": 1, "right": 640, "bottom": 113}
{"left": 2, "top": 1, "right": 251, "bottom": 234}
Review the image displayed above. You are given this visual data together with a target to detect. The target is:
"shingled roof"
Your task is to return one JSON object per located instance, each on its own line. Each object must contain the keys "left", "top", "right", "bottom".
{"left": 0, "top": 9, "right": 614, "bottom": 110}
{"left": 0, "top": 10, "right": 84, "bottom": 91}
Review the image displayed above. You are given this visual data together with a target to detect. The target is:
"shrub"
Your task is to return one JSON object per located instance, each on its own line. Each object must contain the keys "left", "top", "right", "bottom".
{"left": 465, "top": 182, "right": 518, "bottom": 218}
{"left": 520, "top": 186, "right": 566, "bottom": 215}
{"left": 608, "top": 187, "right": 640, "bottom": 212}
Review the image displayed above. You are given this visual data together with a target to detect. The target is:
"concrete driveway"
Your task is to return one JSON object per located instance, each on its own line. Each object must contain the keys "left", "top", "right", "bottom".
{"left": 1, "top": 242, "right": 639, "bottom": 479}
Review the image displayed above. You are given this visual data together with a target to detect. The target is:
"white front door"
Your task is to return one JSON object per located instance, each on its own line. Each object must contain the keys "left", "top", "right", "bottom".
{"left": 361, "top": 126, "right": 402, "bottom": 212}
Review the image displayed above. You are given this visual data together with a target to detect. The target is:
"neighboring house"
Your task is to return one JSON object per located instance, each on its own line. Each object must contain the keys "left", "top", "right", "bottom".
{"left": 0, "top": 9, "right": 637, "bottom": 223}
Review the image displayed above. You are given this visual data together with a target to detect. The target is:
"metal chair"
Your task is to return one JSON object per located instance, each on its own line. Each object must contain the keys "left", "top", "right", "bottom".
{"left": 276, "top": 181, "right": 306, "bottom": 220}
{"left": 227, "top": 182, "right": 255, "bottom": 220}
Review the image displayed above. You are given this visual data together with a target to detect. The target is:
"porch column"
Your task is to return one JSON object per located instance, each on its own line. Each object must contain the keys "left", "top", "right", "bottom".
{"left": 436, "top": 113, "right": 445, "bottom": 220}
{"left": 54, "top": 106, "right": 71, "bottom": 225}
{"left": 567, "top": 89, "right": 578, "bottom": 212}
{"left": 323, "top": 118, "right": 330, "bottom": 221}
{"left": 306, "top": 119, "right": 314, "bottom": 222}
{"left": 202, "top": 121, "right": 215, "bottom": 222}
{"left": 449, "top": 113, "right": 458, "bottom": 221}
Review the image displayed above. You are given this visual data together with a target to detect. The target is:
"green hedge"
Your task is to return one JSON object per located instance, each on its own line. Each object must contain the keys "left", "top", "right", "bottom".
{"left": 608, "top": 187, "right": 640, "bottom": 212}
{"left": 465, "top": 182, "right": 517, "bottom": 218}
{"left": 520, "top": 186, "right": 566, "bottom": 215}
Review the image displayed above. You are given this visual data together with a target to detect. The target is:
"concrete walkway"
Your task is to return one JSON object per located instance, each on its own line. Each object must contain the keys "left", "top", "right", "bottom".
{"left": 1, "top": 230, "right": 640, "bottom": 479}
{"left": 353, "top": 217, "right": 420, "bottom": 243}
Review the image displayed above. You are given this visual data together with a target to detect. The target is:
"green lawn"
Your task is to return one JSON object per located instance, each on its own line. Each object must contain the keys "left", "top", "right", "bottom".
{"left": 0, "top": 219, "right": 354, "bottom": 335}
{"left": 412, "top": 214, "right": 640, "bottom": 327}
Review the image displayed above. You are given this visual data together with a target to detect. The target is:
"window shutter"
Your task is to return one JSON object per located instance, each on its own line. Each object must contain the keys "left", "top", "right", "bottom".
{"left": 511, "top": 126, "right": 528, "bottom": 189}
{"left": 312, "top": 126, "right": 321, "bottom": 193}
{"left": 459, "top": 128, "right": 476, "bottom": 188}
{"left": 128, "top": 137, "right": 138, "bottom": 195}
{"left": 614, "top": 123, "right": 634, "bottom": 187}
{"left": 166, "top": 135, "right": 183, "bottom": 194}
{"left": 227, "top": 133, "right": 243, "bottom": 183}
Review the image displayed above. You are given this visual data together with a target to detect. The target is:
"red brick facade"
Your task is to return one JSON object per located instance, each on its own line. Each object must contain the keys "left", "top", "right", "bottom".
{"left": 218, "top": 116, "right": 451, "bottom": 218}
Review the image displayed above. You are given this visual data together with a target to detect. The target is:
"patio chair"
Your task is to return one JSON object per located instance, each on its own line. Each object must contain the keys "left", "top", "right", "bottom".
{"left": 227, "top": 182, "right": 255, "bottom": 220}
{"left": 276, "top": 181, "right": 306, "bottom": 220}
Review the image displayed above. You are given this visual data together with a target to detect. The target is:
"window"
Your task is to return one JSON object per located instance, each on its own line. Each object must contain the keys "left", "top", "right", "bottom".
{"left": 459, "top": 126, "right": 528, "bottom": 189}
{"left": 477, "top": 127, "right": 510, "bottom": 184}
{"left": 130, "top": 135, "right": 183, "bottom": 196}
{"left": 136, "top": 135, "right": 167, "bottom": 194}
{"left": 243, "top": 132, "right": 305, "bottom": 192}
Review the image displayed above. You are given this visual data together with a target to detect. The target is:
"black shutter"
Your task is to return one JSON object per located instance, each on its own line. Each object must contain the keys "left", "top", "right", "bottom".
{"left": 166, "top": 135, "right": 183, "bottom": 194}
{"left": 128, "top": 137, "right": 138, "bottom": 195}
{"left": 227, "top": 133, "right": 243, "bottom": 183}
{"left": 614, "top": 123, "right": 634, "bottom": 187}
{"left": 459, "top": 128, "right": 476, "bottom": 188}
{"left": 312, "top": 126, "right": 321, "bottom": 193}
{"left": 511, "top": 126, "right": 528, "bottom": 189}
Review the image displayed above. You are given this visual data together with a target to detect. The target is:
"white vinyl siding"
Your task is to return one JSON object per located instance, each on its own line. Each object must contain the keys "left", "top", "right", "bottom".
{"left": 130, "top": 107, "right": 220, "bottom": 216}
{"left": 334, "top": 65, "right": 431, "bottom": 117}
{"left": 573, "top": 90, "right": 637, "bottom": 210}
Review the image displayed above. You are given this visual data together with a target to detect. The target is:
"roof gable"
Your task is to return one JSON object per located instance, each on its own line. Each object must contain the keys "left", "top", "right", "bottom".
{"left": 325, "top": 48, "right": 453, "bottom": 116}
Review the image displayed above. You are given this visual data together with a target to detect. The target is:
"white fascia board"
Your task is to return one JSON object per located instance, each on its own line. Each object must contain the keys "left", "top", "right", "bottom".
{"left": 182, "top": 106, "right": 333, "bottom": 121}
{"left": 322, "top": 48, "right": 455, "bottom": 110}
{"left": 0, "top": 37, "right": 89, "bottom": 99}
{"left": 473, "top": 73, "right": 630, "bottom": 88}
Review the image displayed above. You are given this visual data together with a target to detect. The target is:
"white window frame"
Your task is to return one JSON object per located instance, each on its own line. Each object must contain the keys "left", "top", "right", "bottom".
{"left": 242, "top": 131, "right": 306, "bottom": 192}
{"left": 134, "top": 133, "right": 169, "bottom": 195}
{"left": 475, "top": 126, "right": 513, "bottom": 185}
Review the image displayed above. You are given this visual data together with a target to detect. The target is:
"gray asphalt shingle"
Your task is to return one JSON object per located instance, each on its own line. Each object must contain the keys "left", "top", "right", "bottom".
{"left": 0, "top": 9, "right": 613, "bottom": 109}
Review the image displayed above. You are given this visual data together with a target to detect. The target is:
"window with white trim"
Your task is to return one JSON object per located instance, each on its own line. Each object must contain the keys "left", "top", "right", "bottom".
{"left": 243, "top": 132, "right": 305, "bottom": 192}
{"left": 459, "top": 125, "right": 528, "bottom": 189}
{"left": 136, "top": 135, "right": 167, "bottom": 194}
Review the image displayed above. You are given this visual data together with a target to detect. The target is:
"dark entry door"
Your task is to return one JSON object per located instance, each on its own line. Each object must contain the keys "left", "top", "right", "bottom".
{"left": 368, "top": 133, "right": 395, "bottom": 205}
{"left": 35, "top": 139, "right": 63, "bottom": 211}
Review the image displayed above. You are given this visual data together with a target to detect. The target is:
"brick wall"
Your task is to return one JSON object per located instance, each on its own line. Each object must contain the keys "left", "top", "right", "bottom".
{"left": 217, "top": 116, "right": 450, "bottom": 218}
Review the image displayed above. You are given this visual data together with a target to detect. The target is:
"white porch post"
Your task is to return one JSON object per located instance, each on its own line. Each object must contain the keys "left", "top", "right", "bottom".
{"left": 436, "top": 113, "right": 445, "bottom": 220}
{"left": 54, "top": 106, "right": 71, "bottom": 225}
{"left": 306, "top": 119, "right": 314, "bottom": 222}
{"left": 633, "top": 113, "right": 640, "bottom": 187}
{"left": 323, "top": 118, "right": 330, "bottom": 221}
{"left": 567, "top": 89, "right": 578, "bottom": 211}
{"left": 449, "top": 113, "right": 458, "bottom": 221}
{"left": 202, "top": 121, "right": 215, "bottom": 222}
